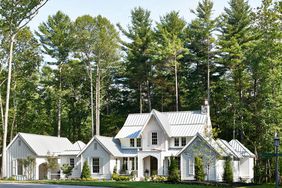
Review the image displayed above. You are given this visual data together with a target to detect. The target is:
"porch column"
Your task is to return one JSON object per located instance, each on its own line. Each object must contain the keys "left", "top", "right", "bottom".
{"left": 127, "top": 157, "right": 130, "bottom": 173}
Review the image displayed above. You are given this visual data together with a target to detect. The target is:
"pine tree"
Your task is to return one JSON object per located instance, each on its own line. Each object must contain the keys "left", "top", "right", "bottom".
{"left": 223, "top": 157, "right": 233, "bottom": 183}
{"left": 81, "top": 161, "right": 91, "bottom": 179}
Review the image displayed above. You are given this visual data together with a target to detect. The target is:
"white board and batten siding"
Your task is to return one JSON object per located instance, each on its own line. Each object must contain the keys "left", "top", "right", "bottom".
{"left": 80, "top": 140, "right": 111, "bottom": 179}
{"left": 60, "top": 156, "right": 81, "bottom": 178}
{"left": 6, "top": 136, "right": 36, "bottom": 179}
{"left": 180, "top": 136, "right": 218, "bottom": 181}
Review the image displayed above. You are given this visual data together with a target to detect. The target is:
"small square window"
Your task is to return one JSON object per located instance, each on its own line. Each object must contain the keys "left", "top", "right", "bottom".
{"left": 174, "top": 138, "right": 179, "bottom": 147}
{"left": 130, "top": 139, "right": 135, "bottom": 147}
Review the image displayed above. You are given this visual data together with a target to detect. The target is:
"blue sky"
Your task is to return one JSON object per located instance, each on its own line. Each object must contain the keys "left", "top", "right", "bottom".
{"left": 28, "top": 0, "right": 262, "bottom": 32}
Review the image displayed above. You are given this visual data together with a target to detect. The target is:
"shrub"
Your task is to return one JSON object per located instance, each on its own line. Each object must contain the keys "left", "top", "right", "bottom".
{"left": 223, "top": 157, "right": 233, "bottom": 183}
{"left": 195, "top": 156, "right": 205, "bottom": 181}
{"left": 61, "top": 164, "right": 73, "bottom": 178}
{"left": 168, "top": 156, "right": 180, "bottom": 183}
{"left": 81, "top": 161, "right": 91, "bottom": 179}
{"left": 112, "top": 173, "right": 131, "bottom": 181}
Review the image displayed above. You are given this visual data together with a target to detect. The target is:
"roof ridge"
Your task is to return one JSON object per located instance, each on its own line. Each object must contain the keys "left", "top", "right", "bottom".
{"left": 19, "top": 132, "right": 68, "bottom": 139}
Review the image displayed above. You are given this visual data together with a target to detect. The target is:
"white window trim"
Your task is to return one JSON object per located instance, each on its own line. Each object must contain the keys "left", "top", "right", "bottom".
{"left": 151, "top": 131, "right": 158, "bottom": 145}
{"left": 92, "top": 157, "right": 100, "bottom": 174}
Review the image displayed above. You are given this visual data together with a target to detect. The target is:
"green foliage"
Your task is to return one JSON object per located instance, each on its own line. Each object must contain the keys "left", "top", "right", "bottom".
{"left": 167, "top": 156, "right": 179, "bottom": 183}
{"left": 195, "top": 156, "right": 205, "bottom": 181}
{"left": 112, "top": 173, "right": 131, "bottom": 181}
{"left": 61, "top": 164, "right": 73, "bottom": 178}
{"left": 47, "top": 155, "right": 59, "bottom": 171}
{"left": 223, "top": 157, "right": 233, "bottom": 183}
{"left": 81, "top": 161, "right": 91, "bottom": 179}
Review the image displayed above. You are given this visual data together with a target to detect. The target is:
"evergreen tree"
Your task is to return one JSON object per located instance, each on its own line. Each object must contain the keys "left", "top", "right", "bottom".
{"left": 81, "top": 161, "right": 91, "bottom": 179}
{"left": 117, "top": 7, "right": 153, "bottom": 113}
{"left": 168, "top": 156, "right": 180, "bottom": 182}
{"left": 195, "top": 156, "right": 205, "bottom": 181}
{"left": 223, "top": 157, "right": 233, "bottom": 183}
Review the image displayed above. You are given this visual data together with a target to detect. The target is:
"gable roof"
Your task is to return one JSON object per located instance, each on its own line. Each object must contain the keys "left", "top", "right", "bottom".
{"left": 177, "top": 133, "right": 228, "bottom": 157}
{"left": 7, "top": 132, "right": 73, "bottom": 156}
{"left": 77, "top": 135, "right": 137, "bottom": 157}
{"left": 115, "top": 109, "right": 208, "bottom": 138}
{"left": 59, "top": 141, "right": 86, "bottom": 156}
{"left": 216, "top": 139, "right": 243, "bottom": 159}
{"left": 229, "top": 139, "right": 255, "bottom": 158}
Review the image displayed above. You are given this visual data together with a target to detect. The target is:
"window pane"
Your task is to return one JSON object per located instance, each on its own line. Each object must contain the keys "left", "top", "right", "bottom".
{"left": 137, "top": 138, "right": 141, "bottom": 147}
{"left": 130, "top": 139, "right": 135, "bottom": 147}
{"left": 17, "top": 159, "right": 23, "bottom": 175}
{"left": 130, "top": 157, "right": 135, "bottom": 170}
{"left": 175, "top": 137, "right": 179, "bottom": 146}
{"left": 181, "top": 137, "right": 186, "bottom": 146}
{"left": 92, "top": 158, "right": 99, "bottom": 173}
{"left": 152, "top": 132, "right": 158, "bottom": 145}
{"left": 70, "top": 158, "right": 75, "bottom": 168}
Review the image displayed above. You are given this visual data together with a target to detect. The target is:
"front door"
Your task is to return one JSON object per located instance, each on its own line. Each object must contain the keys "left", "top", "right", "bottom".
{"left": 150, "top": 156, "right": 158, "bottom": 176}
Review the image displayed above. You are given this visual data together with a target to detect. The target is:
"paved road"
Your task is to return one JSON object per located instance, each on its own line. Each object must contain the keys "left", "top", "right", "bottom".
{"left": 0, "top": 183, "right": 108, "bottom": 188}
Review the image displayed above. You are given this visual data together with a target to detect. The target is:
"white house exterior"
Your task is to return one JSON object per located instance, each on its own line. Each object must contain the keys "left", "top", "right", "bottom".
{"left": 5, "top": 104, "right": 255, "bottom": 182}
{"left": 5, "top": 133, "right": 85, "bottom": 180}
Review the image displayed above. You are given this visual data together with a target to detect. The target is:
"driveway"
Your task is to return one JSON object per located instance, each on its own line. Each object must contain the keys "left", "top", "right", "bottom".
{"left": 0, "top": 183, "right": 108, "bottom": 188}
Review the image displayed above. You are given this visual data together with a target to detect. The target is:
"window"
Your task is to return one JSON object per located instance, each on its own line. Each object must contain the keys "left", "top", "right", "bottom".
{"left": 188, "top": 158, "right": 194, "bottom": 175}
{"left": 92, "top": 158, "right": 100, "bottom": 173}
{"left": 152, "top": 132, "right": 158, "bottom": 145}
{"left": 174, "top": 137, "right": 179, "bottom": 147}
{"left": 17, "top": 159, "right": 23, "bottom": 175}
{"left": 94, "top": 142, "right": 97, "bottom": 150}
{"left": 18, "top": 140, "right": 21, "bottom": 146}
{"left": 137, "top": 138, "right": 141, "bottom": 147}
{"left": 181, "top": 137, "right": 186, "bottom": 146}
{"left": 70, "top": 158, "right": 74, "bottom": 168}
{"left": 130, "top": 157, "right": 135, "bottom": 170}
{"left": 130, "top": 138, "right": 135, "bottom": 147}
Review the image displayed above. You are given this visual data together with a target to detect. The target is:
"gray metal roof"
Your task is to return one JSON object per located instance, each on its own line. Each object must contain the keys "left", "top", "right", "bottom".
{"left": 11, "top": 133, "right": 73, "bottom": 156}
{"left": 78, "top": 136, "right": 137, "bottom": 157}
{"left": 177, "top": 133, "right": 229, "bottom": 157}
{"left": 60, "top": 141, "right": 86, "bottom": 156}
{"left": 216, "top": 139, "right": 243, "bottom": 159}
{"left": 116, "top": 110, "right": 208, "bottom": 138}
{"left": 229, "top": 139, "right": 255, "bottom": 158}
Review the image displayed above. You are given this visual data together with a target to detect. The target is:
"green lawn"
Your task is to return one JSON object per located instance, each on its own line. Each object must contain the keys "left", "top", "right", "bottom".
{"left": 7, "top": 180, "right": 276, "bottom": 188}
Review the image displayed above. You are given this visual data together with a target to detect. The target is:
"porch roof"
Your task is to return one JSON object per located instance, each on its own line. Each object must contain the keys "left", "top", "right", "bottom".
{"left": 229, "top": 139, "right": 255, "bottom": 158}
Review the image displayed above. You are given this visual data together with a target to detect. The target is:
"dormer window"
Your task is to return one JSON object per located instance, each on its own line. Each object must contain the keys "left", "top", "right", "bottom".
{"left": 174, "top": 138, "right": 179, "bottom": 147}
{"left": 181, "top": 137, "right": 186, "bottom": 146}
{"left": 152, "top": 132, "right": 158, "bottom": 145}
{"left": 130, "top": 138, "right": 135, "bottom": 147}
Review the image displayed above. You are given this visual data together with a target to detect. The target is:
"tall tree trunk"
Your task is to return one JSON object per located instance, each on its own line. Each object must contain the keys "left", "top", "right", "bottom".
{"left": 95, "top": 61, "right": 100, "bottom": 135}
{"left": 89, "top": 62, "right": 94, "bottom": 137}
{"left": 174, "top": 58, "right": 179, "bottom": 111}
{"left": 10, "top": 82, "right": 17, "bottom": 142}
{"left": 2, "top": 34, "right": 15, "bottom": 178}
{"left": 0, "top": 89, "right": 4, "bottom": 131}
{"left": 147, "top": 80, "right": 151, "bottom": 112}
{"left": 58, "top": 65, "right": 62, "bottom": 137}
{"left": 139, "top": 84, "right": 143, "bottom": 113}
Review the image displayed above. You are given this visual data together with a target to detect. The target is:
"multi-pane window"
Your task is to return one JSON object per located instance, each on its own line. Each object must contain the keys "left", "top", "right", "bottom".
{"left": 17, "top": 159, "right": 23, "bottom": 175}
{"left": 92, "top": 158, "right": 100, "bottom": 173}
{"left": 181, "top": 137, "right": 186, "bottom": 146}
{"left": 137, "top": 138, "right": 141, "bottom": 147}
{"left": 174, "top": 137, "right": 179, "bottom": 146}
{"left": 130, "top": 138, "right": 135, "bottom": 147}
{"left": 70, "top": 158, "right": 75, "bottom": 168}
{"left": 152, "top": 132, "right": 158, "bottom": 145}
{"left": 188, "top": 158, "right": 194, "bottom": 175}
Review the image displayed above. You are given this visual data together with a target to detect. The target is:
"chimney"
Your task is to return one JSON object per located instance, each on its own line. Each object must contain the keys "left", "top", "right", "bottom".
{"left": 201, "top": 99, "right": 209, "bottom": 115}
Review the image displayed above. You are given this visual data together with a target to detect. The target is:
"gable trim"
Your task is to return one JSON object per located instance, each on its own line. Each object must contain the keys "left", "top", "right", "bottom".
{"left": 6, "top": 133, "right": 37, "bottom": 156}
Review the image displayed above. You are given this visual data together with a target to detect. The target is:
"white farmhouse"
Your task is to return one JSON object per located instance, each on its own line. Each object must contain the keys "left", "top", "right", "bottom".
{"left": 5, "top": 103, "right": 255, "bottom": 182}
{"left": 5, "top": 133, "right": 85, "bottom": 180}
